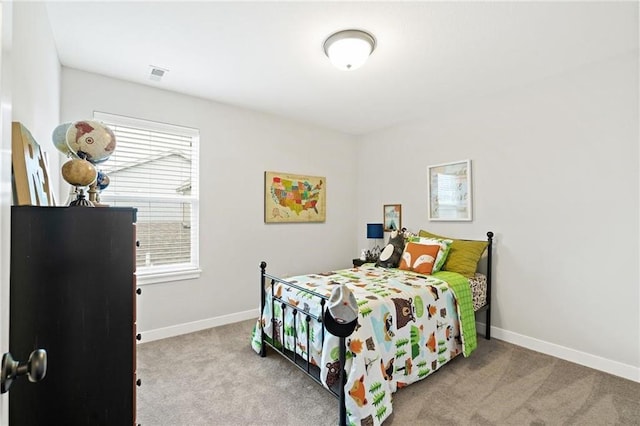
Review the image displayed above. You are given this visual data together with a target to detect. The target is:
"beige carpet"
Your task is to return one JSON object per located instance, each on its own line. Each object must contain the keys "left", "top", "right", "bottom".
{"left": 136, "top": 319, "right": 640, "bottom": 425}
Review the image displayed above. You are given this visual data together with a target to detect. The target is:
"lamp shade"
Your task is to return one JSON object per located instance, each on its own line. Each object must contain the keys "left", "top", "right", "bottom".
{"left": 324, "top": 29, "right": 376, "bottom": 71}
{"left": 367, "top": 223, "right": 384, "bottom": 239}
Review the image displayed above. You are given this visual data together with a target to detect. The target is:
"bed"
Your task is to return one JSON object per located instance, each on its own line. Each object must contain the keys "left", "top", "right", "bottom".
{"left": 251, "top": 230, "right": 493, "bottom": 426}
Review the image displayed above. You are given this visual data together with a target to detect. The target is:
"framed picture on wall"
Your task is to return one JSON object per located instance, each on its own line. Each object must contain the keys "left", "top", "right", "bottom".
{"left": 264, "top": 171, "right": 326, "bottom": 223}
{"left": 428, "top": 159, "right": 472, "bottom": 221}
{"left": 383, "top": 204, "right": 402, "bottom": 231}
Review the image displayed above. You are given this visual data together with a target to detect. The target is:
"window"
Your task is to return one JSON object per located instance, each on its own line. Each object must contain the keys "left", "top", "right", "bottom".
{"left": 94, "top": 112, "right": 200, "bottom": 285}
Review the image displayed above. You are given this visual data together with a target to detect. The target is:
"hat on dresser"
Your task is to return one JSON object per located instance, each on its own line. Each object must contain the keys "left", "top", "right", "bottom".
{"left": 323, "top": 284, "right": 359, "bottom": 337}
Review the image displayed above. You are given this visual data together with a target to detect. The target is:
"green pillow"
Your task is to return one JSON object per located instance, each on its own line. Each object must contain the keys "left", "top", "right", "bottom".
{"left": 418, "top": 230, "right": 488, "bottom": 277}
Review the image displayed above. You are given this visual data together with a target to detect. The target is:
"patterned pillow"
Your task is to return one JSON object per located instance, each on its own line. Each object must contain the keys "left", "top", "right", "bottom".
{"left": 398, "top": 242, "right": 441, "bottom": 275}
{"left": 419, "top": 230, "right": 488, "bottom": 277}
{"left": 407, "top": 236, "right": 452, "bottom": 273}
{"left": 376, "top": 230, "right": 406, "bottom": 268}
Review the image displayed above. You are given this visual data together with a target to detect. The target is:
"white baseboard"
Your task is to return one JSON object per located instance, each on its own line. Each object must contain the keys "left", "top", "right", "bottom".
{"left": 477, "top": 321, "right": 640, "bottom": 383}
{"left": 139, "top": 308, "right": 259, "bottom": 343}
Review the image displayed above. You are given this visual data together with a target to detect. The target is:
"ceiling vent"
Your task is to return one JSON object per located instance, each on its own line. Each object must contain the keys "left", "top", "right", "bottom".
{"left": 149, "top": 66, "right": 169, "bottom": 82}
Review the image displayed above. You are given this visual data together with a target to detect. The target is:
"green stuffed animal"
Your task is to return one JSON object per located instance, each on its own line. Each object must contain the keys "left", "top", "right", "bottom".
{"left": 376, "top": 230, "right": 405, "bottom": 268}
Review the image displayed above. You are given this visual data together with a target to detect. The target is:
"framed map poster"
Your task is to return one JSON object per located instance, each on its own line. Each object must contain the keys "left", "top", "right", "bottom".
{"left": 264, "top": 171, "right": 326, "bottom": 223}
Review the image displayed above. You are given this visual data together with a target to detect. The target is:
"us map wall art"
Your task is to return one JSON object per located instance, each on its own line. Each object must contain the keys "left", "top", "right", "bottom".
{"left": 264, "top": 171, "right": 326, "bottom": 223}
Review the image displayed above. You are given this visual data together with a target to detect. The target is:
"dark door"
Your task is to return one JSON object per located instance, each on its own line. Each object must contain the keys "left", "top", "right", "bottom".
{"left": 7, "top": 206, "right": 136, "bottom": 425}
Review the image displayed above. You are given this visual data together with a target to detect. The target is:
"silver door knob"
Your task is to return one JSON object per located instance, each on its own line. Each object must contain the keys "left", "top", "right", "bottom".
{"left": 1, "top": 349, "right": 47, "bottom": 393}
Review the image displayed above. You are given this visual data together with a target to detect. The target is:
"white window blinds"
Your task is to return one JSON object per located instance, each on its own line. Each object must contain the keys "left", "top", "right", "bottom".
{"left": 93, "top": 111, "right": 200, "bottom": 284}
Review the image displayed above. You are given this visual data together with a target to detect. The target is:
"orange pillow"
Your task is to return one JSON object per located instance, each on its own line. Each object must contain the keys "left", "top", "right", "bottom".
{"left": 398, "top": 242, "right": 441, "bottom": 275}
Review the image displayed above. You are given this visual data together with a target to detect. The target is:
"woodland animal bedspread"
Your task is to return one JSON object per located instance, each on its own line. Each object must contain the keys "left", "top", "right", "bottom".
{"left": 251, "top": 264, "right": 477, "bottom": 426}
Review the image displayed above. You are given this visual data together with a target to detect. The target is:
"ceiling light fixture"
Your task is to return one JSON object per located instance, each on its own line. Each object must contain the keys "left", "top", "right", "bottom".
{"left": 323, "top": 29, "right": 376, "bottom": 71}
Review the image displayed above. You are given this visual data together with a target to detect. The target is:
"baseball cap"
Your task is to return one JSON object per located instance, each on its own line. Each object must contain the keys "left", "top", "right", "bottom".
{"left": 323, "top": 284, "right": 359, "bottom": 337}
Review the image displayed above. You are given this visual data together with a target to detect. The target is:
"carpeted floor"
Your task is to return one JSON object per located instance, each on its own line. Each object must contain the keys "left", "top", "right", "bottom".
{"left": 136, "top": 319, "right": 640, "bottom": 425}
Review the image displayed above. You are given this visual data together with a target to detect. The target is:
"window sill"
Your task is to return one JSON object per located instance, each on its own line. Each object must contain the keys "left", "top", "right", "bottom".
{"left": 135, "top": 266, "right": 202, "bottom": 286}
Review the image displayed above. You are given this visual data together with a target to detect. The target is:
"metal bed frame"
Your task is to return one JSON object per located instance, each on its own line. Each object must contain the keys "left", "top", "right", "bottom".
{"left": 258, "top": 231, "right": 493, "bottom": 426}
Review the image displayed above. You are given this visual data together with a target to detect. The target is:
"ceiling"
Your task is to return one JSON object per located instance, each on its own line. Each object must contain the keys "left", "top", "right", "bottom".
{"left": 44, "top": 2, "right": 637, "bottom": 136}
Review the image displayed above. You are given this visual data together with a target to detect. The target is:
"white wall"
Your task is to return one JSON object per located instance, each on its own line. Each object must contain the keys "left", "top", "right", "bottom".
{"left": 11, "top": 2, "right": 61, "bottom": 199}
{"left": 61, "top": 68, "right": 359, "bottom": 336}
{"left": 357, "top": 51, "right": 639, "bottom": 381}
{"left": 0, "top": 3, "right": 12, "bottom": 422}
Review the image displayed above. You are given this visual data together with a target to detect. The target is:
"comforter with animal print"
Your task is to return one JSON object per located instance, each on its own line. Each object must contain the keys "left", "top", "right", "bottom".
{"left": 251, "top": 264, "right": 477, "bottom": 426}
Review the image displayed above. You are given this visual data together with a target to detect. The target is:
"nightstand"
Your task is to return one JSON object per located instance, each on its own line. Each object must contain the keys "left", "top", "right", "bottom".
{"left": 353, "top": 258, "right": 367, "bottom": 267}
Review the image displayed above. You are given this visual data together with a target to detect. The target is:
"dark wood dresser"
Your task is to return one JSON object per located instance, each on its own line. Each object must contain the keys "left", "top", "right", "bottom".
{"left": 9, "top": 206, "right": 138, "bottom": 425}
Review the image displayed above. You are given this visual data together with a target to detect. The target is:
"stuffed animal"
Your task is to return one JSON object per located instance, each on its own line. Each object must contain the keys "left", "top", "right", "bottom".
{"left": 376, "top": 230, "right": 405, "bottom": 268}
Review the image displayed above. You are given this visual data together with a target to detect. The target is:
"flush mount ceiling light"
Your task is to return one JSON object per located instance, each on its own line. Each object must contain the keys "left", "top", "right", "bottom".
{"left": 323, "top": 29, "right": 376, "bottom": 71}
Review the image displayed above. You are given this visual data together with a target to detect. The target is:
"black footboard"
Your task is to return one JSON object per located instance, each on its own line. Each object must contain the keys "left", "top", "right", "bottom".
{"left": 258, "top": 261, "right": 349, "bottom": 426}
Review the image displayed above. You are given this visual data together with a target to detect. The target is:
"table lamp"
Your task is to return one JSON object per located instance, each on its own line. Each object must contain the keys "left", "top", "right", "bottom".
{"left": 365, "top": 223, "right": 384, "bottom": 261}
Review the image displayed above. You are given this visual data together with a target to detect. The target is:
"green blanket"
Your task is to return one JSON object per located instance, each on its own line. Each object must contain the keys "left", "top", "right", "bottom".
{"left": 432, "top": 271, "right": 477, "bottom": 356}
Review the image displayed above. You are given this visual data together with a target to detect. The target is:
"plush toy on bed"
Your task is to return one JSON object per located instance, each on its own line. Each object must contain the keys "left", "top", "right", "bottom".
{"left": 376, "top": 230, "right": 405, "bottom": 268}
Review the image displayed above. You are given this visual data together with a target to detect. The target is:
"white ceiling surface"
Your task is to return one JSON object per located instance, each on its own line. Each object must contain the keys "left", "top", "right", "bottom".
{"left": 45, "top": 2, "right": 637, "bottom": 135}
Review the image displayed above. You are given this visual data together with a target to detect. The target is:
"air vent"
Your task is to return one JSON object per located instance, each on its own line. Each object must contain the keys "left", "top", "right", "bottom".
{"left": 149, "top": 66, "right": 169, "bottom": 82}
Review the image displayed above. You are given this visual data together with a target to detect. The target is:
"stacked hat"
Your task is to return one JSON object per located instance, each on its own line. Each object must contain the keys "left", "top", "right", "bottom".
{"left": 323, "top": 284, "right": 359, "bottom": 337}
